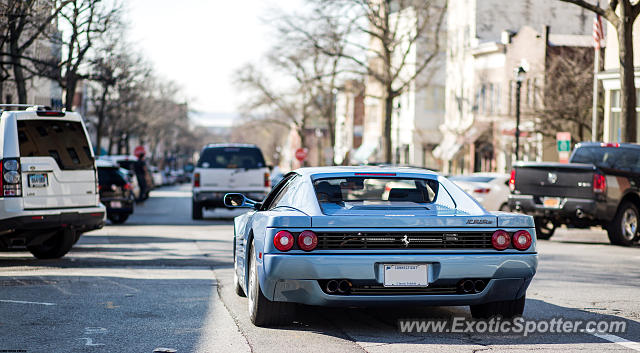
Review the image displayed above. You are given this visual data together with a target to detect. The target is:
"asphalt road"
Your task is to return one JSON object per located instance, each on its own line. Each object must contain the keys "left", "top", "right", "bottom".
{"left": 1, "top": 184, "right": 639, "bottom": 353}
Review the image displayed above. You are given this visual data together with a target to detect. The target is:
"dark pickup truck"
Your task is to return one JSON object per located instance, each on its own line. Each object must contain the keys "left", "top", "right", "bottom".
{"left": 508, "top": 142, "right": 640, "bottom": 246}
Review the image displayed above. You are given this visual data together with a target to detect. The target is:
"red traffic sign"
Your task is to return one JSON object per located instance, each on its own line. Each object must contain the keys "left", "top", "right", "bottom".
{"left": 134, "top": 145, "right": 146, "bottom": 157}
{"left": 295, "top": 148, "right": 308, "bottom": 162}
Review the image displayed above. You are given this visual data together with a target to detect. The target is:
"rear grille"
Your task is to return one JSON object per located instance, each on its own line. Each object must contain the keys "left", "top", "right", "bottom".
{"left": 314, "top": 232, "right": 493, "bottom": 250}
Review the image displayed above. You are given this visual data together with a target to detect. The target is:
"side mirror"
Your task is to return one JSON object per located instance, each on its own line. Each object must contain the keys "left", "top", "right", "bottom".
{"left": 224, "top": 193, "right": 260, "bottom": 209}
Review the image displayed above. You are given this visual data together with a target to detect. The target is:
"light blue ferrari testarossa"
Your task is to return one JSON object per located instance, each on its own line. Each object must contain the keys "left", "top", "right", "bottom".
{"left": 224, "top": 166, "right": 537, "bottom": 327}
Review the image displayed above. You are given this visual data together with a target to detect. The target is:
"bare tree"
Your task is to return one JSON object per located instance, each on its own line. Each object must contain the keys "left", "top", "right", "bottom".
{"left": 300, "top": 0, "right": 447, "bottom": 162}
{"left": 532, "top": 47, "right": 597, "bottom": 144}
{"left": 0, "top": 0, "right": 69, "bottom": 103}
{"left": 559, "top": 0, "right": 639, "bottom": 142}
{"left": 53, "top": 0, "right": 120, "bottom": 110}
{"left": 234, "top": 62, "right": 317, "bottom": 148}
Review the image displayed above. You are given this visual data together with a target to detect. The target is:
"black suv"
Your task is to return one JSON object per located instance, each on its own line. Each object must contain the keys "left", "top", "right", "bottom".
{"left": 508, "top": 142, "right": 640, "bottom": 246}
{"left": 97, "top": 160, "right": 135, "bottom": 224}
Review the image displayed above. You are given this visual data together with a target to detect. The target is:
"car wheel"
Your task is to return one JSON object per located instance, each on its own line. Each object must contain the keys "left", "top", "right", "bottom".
{"left": 607, "top": 202, "right": 639, "bottom": 246}
{"left": 108, "top": 214, "right": 129, "bottom": 224}
{"left": 534, "top": 217, "right": 555, "bottom": 240}
{"left": 470, "top": 295, "right": 526, "bottom": 319}
{"left": 192, "top": 201, "right": 203, "bottom": 220}
{"left": 247, "top": 240, "right": 294, "bottom": 327}
{"left": 28, "top": 228, "right": 76, "bottom": 259}
{"left": 499, "top": 203, "right": 510, "bottom": 212}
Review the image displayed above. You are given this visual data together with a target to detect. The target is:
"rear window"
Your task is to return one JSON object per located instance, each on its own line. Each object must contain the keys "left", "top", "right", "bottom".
{"left": 197, "top": 147, "right": 266, "bottom": 169}
{"left": 98, "top": 167, "right": 127, "bottom": 186}
{"left": 18, "top": 120, "right": 94, "bottom": 170}
{"left": 571, "top": 147, "right": 640, "bottom": 172}
{"left": 313, "top": 177, "right": 439, "bottom": 204}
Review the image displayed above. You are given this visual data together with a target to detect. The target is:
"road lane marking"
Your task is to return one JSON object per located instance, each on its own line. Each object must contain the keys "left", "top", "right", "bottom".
{"left": 78, "top": 338, "right": 105, "bottom": 346}
{"left": 0, "top": 299, "right": 55, "bottom": 306}
{"left": 84, "top": 327, "right": 107, "bottom": 335}
{"left": 590, "top": 332, "right": 640, "bottom": 351}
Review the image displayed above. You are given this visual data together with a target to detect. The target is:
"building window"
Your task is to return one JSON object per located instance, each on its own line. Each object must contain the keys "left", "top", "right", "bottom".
{"left": 610, "top": 89, "right": 621, "bottom": 142}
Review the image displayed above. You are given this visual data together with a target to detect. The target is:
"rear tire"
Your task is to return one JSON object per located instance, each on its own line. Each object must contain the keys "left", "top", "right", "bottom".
{"left": 247, "top": 241, "right": 294, "bottom": 326}
{"left": 607, "top": 202, "right": 639, "bottom": 246}
{"left": 534, "top": 217, "right": 555, "bottom": 240}
{"left": 470, "top": 295, "right": 526, "bottom": 319}
{"left": 108, "top": 214, "right": 129, "bottom": 224}
{"left": 28, "top": 228, "right": 75, "bottom": 259}
{"left": 192, "top": 201, "right": 203, "bottom": 220}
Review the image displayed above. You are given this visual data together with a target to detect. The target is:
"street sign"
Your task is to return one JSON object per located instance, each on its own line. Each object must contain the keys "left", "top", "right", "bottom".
{"left": 134, "top": 145, "right": 146, "bottom": 157}
{"left": 295, "top": 148, "right": 308, "bottom": 162}
{"left": 556, "top": 132, "right": 571, "bottom": 163}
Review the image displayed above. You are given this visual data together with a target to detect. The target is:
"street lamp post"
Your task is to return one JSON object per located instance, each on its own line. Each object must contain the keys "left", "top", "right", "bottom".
{"left": 514, "top": 66, "right": 526, "bottom": 161}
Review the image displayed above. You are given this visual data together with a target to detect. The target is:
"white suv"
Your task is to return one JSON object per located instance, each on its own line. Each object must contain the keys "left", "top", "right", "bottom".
{"left": 192, "top": 144, "right": 270, "bottom": 219}
{"left": 0, "top": 106, "right": 106, "bottom": 259}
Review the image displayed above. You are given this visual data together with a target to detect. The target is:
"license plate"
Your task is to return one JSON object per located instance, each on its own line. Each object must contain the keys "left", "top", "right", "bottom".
{"left": 543, "top": 197, "right": 561, "bottom": 208}
{"left": 28, "top": 173, "right": 48, "bottom": 188}
{"left": 111, "top": 201, "right": 122, "bottom": 208}
{"left": 383, "top": 264, "right": 429, "bottom": 287}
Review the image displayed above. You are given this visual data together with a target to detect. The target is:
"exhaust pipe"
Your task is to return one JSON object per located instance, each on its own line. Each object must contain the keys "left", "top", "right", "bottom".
{"left": 462, "top": 280, "right": 474, "bottom": 293}
{"left": 326, "top": 280, "right": 339, "bottom": 294}
{"left": 473, "top": 280, "right": 486, "bottom": 293}
{"left": 338, "top": 280, "right": 351, "bottom": 294}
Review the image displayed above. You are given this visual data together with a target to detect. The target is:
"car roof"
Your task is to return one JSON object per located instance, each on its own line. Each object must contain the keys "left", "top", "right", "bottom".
{"left": 204, "top": 143, "right": 258, "bottom": 149}
{"left": 96, "top": 159, "right": 118, "bottom": 168}
{"left": 1, "top": 109, "right": 83, "bottom": 122}
{"left": 575, "top": 141, "right": 640, "bottom": 149}
{"left": 294, "top": 165, "right": 439, "bottom": 178}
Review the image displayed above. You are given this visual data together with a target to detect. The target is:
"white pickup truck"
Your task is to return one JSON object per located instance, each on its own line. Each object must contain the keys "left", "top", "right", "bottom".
{"left": 192, "top": 144, "right": 271, "bottom": 219}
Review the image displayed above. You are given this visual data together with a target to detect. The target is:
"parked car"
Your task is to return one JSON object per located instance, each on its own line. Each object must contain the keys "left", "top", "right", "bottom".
{"left": 101, "top": 155, "right": 152, "bottom": 201}
{"left": 149, "top": 165, "right": 164, "bottom": 187}
{"left": 270, "top": 166, "right": 285, "bottom": 187}
{"left": 97, "top": 160, "right": 135, "bottom": 224}
{"left": 509, "top": 142, "right": 640, "bottom": 245}
{"left": 449, "top": 173, "right": 511, "bottom": 211}
{"left": 192, "top": 144, "right": 271, "bottom": 219}
{"left": 0, "top": 105, "right": 106, "bottom": 259}
{"left": 224, "top": 166, "right": 537, "bottom": 326}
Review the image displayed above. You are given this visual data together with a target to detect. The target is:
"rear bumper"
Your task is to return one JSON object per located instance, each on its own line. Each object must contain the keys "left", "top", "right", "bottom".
{"left": 0, "top": 205, "right": 106, "bottom": 235}
{"left": 259, "top": 252, "right": 537, "bottom": 306}
{"left": 508, "top": 195, "right": 599, "bottom": 219}
{"left": 100, "top": 198, "right": 134, "bottom": 215}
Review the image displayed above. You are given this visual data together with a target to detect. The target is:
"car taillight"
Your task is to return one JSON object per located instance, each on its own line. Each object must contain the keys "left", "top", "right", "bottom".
{"left": 273, "top": 230, "right": 294, "bottom": 251}
{"left": 297, "top": 230, "right": 318, "bottom": 251}
{"left": 473, "top": 188, "right": 491, "bottom": 194}
{"left": 193, "top": 172, "right": 200, "bottom": 187}
{"left": 600, "top": 142, "right": 620, "bottom": 148}
{"left": 123, "top": 183, "right": 133, "bottom": 190}
{"left": 512, "top": 230, "right": 532, "bottom": 250}
{"left": 491, "top": 230, "right": 510, "bottom": 250}
{"left": 264, "top": 172, "right": 270, "bottom": 188}
{"left": 593, "top": 173, "right": 606, "bottom": 193}
{"left": 508, "top": 169, "right": 516, "bottom": 192}
{"left": 2, "top": 158, "right": 22, "bottom": 197}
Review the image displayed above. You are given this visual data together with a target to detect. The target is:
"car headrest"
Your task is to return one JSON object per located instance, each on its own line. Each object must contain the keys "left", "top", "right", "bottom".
{"left": 388, "top": 188, "right": 425, "bottom": 203}
{"left": 316, "top": 181, "right": 343, "bottom": 202}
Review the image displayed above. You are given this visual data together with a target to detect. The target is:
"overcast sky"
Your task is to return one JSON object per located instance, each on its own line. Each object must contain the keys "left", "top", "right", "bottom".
{"left": 128, "top": 0, "right": 299, "bottom": 125}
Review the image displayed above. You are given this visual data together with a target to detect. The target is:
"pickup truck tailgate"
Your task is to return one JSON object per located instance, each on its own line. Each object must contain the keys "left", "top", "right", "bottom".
{"left": 513, "top": 162, "right": 596, "bottom": 199}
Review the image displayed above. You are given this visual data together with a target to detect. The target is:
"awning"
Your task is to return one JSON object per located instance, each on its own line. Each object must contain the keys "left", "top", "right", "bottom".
{"left": 352, "top": 141, "right": 378, "bottom": 164}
